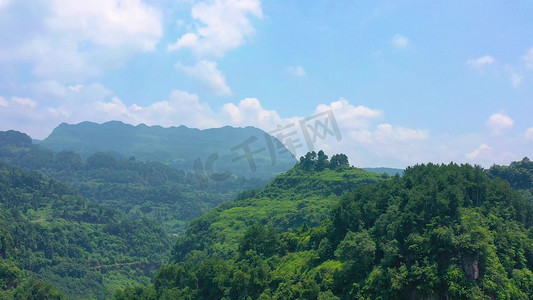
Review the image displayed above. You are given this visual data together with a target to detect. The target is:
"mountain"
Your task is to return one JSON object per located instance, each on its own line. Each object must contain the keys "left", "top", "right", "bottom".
{"left": 363, "top": 167, "right": 404, "bottom": 176}
{"left": 0, "top": 162, "right": 172, "bottom": 299}
{"left": 115, "top": 160, "right": 533, "bottom": 299}
{"left": 39, "top": 121, "right": 297, "bottom": 180}
{"left": 0, "top": 130, "right": 269, "bottom": 234}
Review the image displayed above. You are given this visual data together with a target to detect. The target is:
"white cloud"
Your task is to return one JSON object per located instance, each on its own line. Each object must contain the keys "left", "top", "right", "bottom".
{"left": 141, "top": 90, "right": 218, "bottom": 128}
{"left": 167, "top": 0, "right": 262, "bottom": 58}
{"left": 168, "top": 33, "right": 198, "bottom": 51}
{"left": 12, "top": 97, "right": 38, "bottom": 109}
{"left": 315, "top": 98, "right": 382, "bottom": 129}
{"left": 375, "top": 123, "right": 429, "bottom": 142}
{"left": 486, "top": 113, "right": 514, "bottom": 136}
{"left": 68, "top": 85, "right": 83, "bottom": 92}
{"left": 222, "top": 98, "right": 286, "bottom": 129}
{"left": 523, "top": 47, "right": 533, "bottom": 70}
{"left": 505, "top": 65, "right": 523, "bottom": 88}
{"left": 286, "top": 66, "right": 307, "bottom": 77}
{"left": 391, "top": 34, "right": 409, "bottom": 49}
{"left": 525, "top": 128, "right": 533, "bottom": 141}
{"left": 177, "top": 60, "right": 232, "bottom": 95}
{"left": 466, "top": 144, "right": 492, "bottom": 160}
{"left": 83, "top": 89, "right": 220, "bottom": 129}
{"left": 0, "top": 96, "right": 8, "bottom": 107}
{"left": 349, "top": 129, "right": 373, "bottom": 144}
{"left": 0, "top": 0, "right": 162, "bottom": 80}
{"left": 467, "top": 55, "right": 495, "bottom": 69}
{"left": 307, "top": 98, "right": 431, "bottom": 166}
{"left": 49, "top": 0, "right": 162, "bottom": 51}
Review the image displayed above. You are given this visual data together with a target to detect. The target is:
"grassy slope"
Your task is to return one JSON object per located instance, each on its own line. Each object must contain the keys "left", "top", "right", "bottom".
{"left": 172, "top": 165, "right": 385, "bottom": 261}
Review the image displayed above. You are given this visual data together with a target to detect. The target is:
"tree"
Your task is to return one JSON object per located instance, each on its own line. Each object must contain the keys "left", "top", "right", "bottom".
{"left": 329, "top": 154, "right": 349, "bottom": 169}
{"left": 316, "top": 150, "right": 329, "bottom": 171}
{"left": 238, "top": 224, "right": 280, "bottom": 258}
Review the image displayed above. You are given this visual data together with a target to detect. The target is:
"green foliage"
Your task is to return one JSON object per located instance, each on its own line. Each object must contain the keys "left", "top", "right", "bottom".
{"left": 0, "top": 131, "right": 269, "bottom": 235}
{"left": 363, "top": 167, "right": 404, "bottom": 176}
{"left": 135, "top": 160, "right": 533, "bottom": 299}
{"left": 170, "top": 156, "right": 384, "bottom": 262}
{"left": 11, "top": 278, "right": 65, "bottom": 300}
{"left": 0, "top": 163, "right": 171, "bottom": 299}
{"left": 489, "top": 157, "right": 533, "bottom": 201}
{"left": 238, "top": 225, "right": 281, "bottom": 258}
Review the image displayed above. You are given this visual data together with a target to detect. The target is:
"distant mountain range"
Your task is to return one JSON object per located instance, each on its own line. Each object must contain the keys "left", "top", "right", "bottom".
{"left": 362, "top": 167, "right": 404, "bottom": 176}
{"left": 38, "top": 121, "right": 297, "bottom": 180}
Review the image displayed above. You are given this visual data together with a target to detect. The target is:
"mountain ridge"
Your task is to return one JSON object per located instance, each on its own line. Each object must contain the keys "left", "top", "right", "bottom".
{"left": 39, "top": 121, "right": 298, "bottom": 180}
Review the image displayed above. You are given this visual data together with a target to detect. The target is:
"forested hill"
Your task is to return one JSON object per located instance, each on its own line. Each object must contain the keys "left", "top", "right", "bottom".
{"left": 117, "top": 160, "right": 533, "bottom": 299}
{"left": 170, "top": 152, "right": 386, "bottom": 262}
{"left": 0, "top": 130, "right": 269, "bottom": 234}
{"left": 38, "top": 121, "right": 297, "bottom": 179}
{"left": 0, "top": 162, "right": 171, "bottom": 299}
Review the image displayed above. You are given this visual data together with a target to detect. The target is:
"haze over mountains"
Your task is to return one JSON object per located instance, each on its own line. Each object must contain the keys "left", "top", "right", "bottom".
{"left": 39, "top": 121, "right": 297, "bottom": 180}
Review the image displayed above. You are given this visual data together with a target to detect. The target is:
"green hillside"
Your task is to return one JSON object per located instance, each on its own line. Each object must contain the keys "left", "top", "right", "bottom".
{"left": 0, "top": 163, "right": 172, "bottom": 299}
{"left": 38, "top": 121, "right": 297, "bottom": 179}
{"left": 170, "top": 152, "right": 385, "bottom": 262}
{"left": 0, "top": 130, "right": 269, "bottom": 234}
{"left": 116, "top": 160, "right": 533, "bottom": 299}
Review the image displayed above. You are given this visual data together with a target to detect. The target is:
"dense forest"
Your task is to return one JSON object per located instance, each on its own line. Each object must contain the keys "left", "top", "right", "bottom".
{"left": 113, "top": 155, "right": 533, "bottom": 299}
{"left": 0, "top": 162, "right": 171, "bottom": 299}
{"left": 0, "top": 130, "right": 269, "bottom": 234}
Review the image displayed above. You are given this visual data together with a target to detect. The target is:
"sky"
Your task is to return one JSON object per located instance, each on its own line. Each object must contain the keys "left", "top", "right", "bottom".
{"left": 0, "top": 0, "right": 533, "bottom": 168}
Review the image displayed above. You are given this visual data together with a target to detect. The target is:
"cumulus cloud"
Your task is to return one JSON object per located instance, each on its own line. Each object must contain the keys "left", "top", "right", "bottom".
{"left": 49, "top": 0, "right": 162, "bottom": 51}
{"left": 486, "top": 113, "right": 514, "bottom": 136}
{"left": 11, "top": 97, "right": 38, "bottom": 109}
{"left": 523, "top": 47, "right": 533, "bottom": 70}
{"left": 391, "top": 34, "right": 409, "bottom": 49}
{"left": 0, "top": 0, "right": 162, "bottom": 80}
{"left": 526, "top": 128, "right": 533, "bottom": 141}
{"left": 467, "top": 55, "right": 495, "bottom": 69}
{"left": 90, "top": 90, "right": 220, "bottom": 129}
{"left": 375, "top": 123, "right": 429, "bottom": 142}
{"left": 177, "top": 60, "right": 232, "bottom": 95}
{"left": 222, "top": 98, "right": 286, "bottom": 128}
{"left": 466, "top": 144, "right": 492, "bottom": 160}
{"left": 167, "top": 0, "right": 262, "bottom": 58}
{"left": 315, "top": 98, "right": 382, "bottom": 129}
{"left": 286, "top": 66, "right": 306, "bottom": 77}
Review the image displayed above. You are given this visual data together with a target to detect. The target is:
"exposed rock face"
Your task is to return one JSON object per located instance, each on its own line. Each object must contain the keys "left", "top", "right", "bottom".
{"left": 461, "top": 257, "right": 480, "bottom": 281}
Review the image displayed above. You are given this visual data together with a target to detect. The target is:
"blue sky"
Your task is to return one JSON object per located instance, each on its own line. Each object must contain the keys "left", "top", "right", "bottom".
{"left": 1, "top": 0, "right": 532, "bottom": 168}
